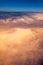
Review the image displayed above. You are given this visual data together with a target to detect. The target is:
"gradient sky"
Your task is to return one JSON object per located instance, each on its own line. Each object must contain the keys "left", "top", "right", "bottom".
{"left": 0, "top": 0, "right": 43, "bottom": 11}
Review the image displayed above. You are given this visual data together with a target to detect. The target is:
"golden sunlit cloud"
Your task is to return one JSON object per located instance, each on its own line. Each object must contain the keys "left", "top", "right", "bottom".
{"left": 0, "top": 12, "right": 43, "bottom": 65}
{"left": 0, "top": 28, "right": 43, "bottom": 65}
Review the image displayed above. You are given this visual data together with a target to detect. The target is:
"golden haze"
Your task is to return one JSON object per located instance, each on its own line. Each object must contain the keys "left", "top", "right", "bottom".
{"left": 0, "top": 28, "right": 43, "bottom": 65}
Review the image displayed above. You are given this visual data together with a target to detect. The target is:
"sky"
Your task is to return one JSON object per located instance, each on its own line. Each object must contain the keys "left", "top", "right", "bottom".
{"left": 0, "top": 0, "right": 43, "bottom": 11}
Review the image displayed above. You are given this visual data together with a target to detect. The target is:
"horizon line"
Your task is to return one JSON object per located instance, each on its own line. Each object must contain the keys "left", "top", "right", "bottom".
{"left": 0, "top": 9, "right": 43, "bottom": 12}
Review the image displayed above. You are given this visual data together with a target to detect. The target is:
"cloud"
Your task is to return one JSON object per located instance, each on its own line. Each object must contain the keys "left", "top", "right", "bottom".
{"left": 0, "top": 28, "right": 43, "bottom": 65}
{"left": 0, "top": 12, "right": 43, "bottom": 65}
{"left": 32, "top": 13, "right": 43, "bottom": 20}
{"left": 0, "top": 12, "right": 43, "bottom": 31}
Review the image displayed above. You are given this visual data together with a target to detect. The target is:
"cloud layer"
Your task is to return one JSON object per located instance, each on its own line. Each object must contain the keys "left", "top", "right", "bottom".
{"left": 0, "top": 28, "right": 43, "bottom": 65}
{"left": 0, "top": 12, "right": 43, "bottom": 30}
{"left": 0, "top": 12, "right": 43, "bottom": 65}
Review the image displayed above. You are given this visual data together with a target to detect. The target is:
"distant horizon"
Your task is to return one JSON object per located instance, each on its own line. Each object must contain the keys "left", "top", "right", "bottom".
{"left": 0, "top": 10, "right": 43, "bottom": 12}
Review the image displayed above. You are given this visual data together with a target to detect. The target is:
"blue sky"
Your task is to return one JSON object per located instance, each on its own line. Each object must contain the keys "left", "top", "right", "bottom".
{"left": 0, "top": 0, "right": 43, "bottom": 11}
